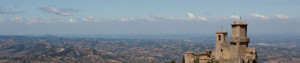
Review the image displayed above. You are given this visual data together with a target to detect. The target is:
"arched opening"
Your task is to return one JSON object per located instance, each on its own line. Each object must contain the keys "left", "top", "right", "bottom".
{"left": 221, "top": 49, "right": 223, "bottom": 52}
{"left": 224, "top": 35, "right": 226, "bottom": 41}
{"left": 218, "top": 35, "right": 221, "bottom": 41}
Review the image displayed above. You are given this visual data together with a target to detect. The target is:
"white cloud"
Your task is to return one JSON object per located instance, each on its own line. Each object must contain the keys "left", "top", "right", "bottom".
{"left": 120, "top": 18, "right": 128, "bottom": 22}
{"left": 230, "top": 15, "right": 240, "bottom": 19}
{"left": 39, "top": 7, "right": 78, "bottom": 16}
{"left": 10, "top": 16, "right": 24, "bottom": 23}
{"left": 187, "top": 13, "right": 196, "bottom": 19}
{"left": 275, "top": 14, "right": 289, "bottom": 19}
{"left": 10, "top": 17, "right": 23, "bottom": 21}
{"left": 0, "top": 8, "right": 26, "bottom": 14}
{"left": 1, "top": 13, "right": 295, "bottom": 24}
{"left": 114, "top": 13, "right": 209, "bottom": 22}
{"left": 216, "top": 15, "right": 240, "bottom": 21}
{"left": 26, "top": 18, "right": 52, "bottom": 24}
{"left": 129, "top": 17, "right": 136, "bottom": 21}
{"left": 27, "top": 18, "right": 40, "bottom": 23}
{"left": 42, "top": 18, "right": 51, "bottom": 23}
{"left": 82, "top": 16, "right": 96, "bottom": 22}
{"left": 60, "top": 8, "right": 79, "bottom": 12}
{"left": 249, "top": 13, "right": 269, "bottom": 19}
{"left": 7, "top": 17, "right": 57, "bottom": 24}
{"left": 197, "top": 17, "right": 207, "bottom": 21}
{"left": 143, "top": 17, "right": 155, "bottom": 21}
{"left": 69, "top": 19, "right": 75, "bottom": 23}
{"left": 186, "top": 13, "right": 208, "bottom": 21}
{"left": 60, "top": 12, "right": 72, "bottom": 16}
{"left": 166, "top": 17, "right": 175, "bottom": 20}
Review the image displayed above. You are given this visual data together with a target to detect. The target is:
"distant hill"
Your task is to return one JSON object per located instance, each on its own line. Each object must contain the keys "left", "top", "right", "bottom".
{"left": 41, "top": 34, "right": 57, "bottom": 38}
{"left": 0, "top": 35, "right": 299, "bottom": 63}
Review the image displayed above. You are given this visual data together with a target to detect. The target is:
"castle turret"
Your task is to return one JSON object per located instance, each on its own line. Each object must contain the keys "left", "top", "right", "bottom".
{"left": 215, "top": 30, "right": 228, "bottom": 59}
{"left": 229, "top": 21, "right": 250, "bottom": 47}
{"left": 216, "top": 31, "right": 228, "bottom": 45}
{"left": 183, "top": 20, "right": 257, "bottom": 63}
{"left": 184, "top": 51, "right": 194, "bottom": 63}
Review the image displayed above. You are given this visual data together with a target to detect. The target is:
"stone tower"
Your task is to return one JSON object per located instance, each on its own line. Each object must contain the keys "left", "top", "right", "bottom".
{"left": 230, "top": 21, "right": 250, "bottom": 47}
{"left": 184, "top": 51, "right": 195, "bottom": 63}
{"left": 229, "top": 21, "right": 251, "bottom": 59}
{"left": 215, "top": 30, "right": 228, "bottom": 59}
{"left": 182, "top": 20, "right": 257, "bottom": 63}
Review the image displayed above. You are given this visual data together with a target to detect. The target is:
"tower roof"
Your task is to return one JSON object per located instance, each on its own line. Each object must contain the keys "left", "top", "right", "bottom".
{"left": 231, "top": 21, "right": 248, "bottom": 25}
{"left": 199, "top": 56, "right": 212, "bottom": 60}
{"left": 216, "top": 31, "right": 228, "bottom": 34}
{"left": 185, "top": 51, "right": 194, "bottom": 54}
{"left": 204, "top": 49, "right": 211, "bottom": 52}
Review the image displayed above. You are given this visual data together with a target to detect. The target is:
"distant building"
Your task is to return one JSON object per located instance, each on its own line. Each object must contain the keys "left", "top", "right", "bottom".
{"left": 183, "top": 21, "right": 257, "bottom": 63}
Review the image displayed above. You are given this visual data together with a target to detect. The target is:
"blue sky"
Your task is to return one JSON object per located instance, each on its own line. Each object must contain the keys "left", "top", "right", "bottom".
{"left": 0, "top": 0, "right": 300, "bottom": 35}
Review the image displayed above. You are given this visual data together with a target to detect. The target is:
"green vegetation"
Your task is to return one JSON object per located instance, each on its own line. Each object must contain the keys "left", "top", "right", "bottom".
{"left": 170, "top": 59, "right": 176, "bottom": 63}
{"left": 193, "top": 58, "right": 199, "bottom": 63}
{"left": 182, "top": 55, "right": 185, "bottom": 63}
{"left": 250, "top": 51, "right": 253, "bottom": 54}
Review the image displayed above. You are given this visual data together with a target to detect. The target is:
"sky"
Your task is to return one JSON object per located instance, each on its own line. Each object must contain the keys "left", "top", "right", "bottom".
{"left": 0, "top": 0, "right": 300, "bottom": 35}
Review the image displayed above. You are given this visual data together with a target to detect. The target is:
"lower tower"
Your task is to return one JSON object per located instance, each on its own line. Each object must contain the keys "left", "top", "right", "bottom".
{"left": 215, "top": 30, "right": 228, "bottom": 59}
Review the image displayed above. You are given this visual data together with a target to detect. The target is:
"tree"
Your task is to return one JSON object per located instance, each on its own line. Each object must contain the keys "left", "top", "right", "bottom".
{"left": 182, "top": 55, "right": 185, "bottom": 63}
{"left": 170, "top": 59, "right": 176, "bottom": 63}
{"left": 216, "top": 61, "right": 219, "bottom": 63}
{"left": 207, "top": 60, "right": 215, "bottom": 63}
{"left": 193, "top": 58, "right": 199, "bottom": 63}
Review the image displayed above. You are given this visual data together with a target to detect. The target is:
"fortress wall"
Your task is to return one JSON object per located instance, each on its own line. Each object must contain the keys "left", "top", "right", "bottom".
{"left": 238, "top": 46, "right": 248, "bottom": 58}
{"left": 199, "top": 59, "right": 209, "bottom": 63}
{"left": 218, "top": 58, "right": 244, "bottom": 63}
{"left": 220, "top": 44, "right": 231, "bottom": 59}
{"left": 229, "top": 45, "right": 238, "bottom": 58}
